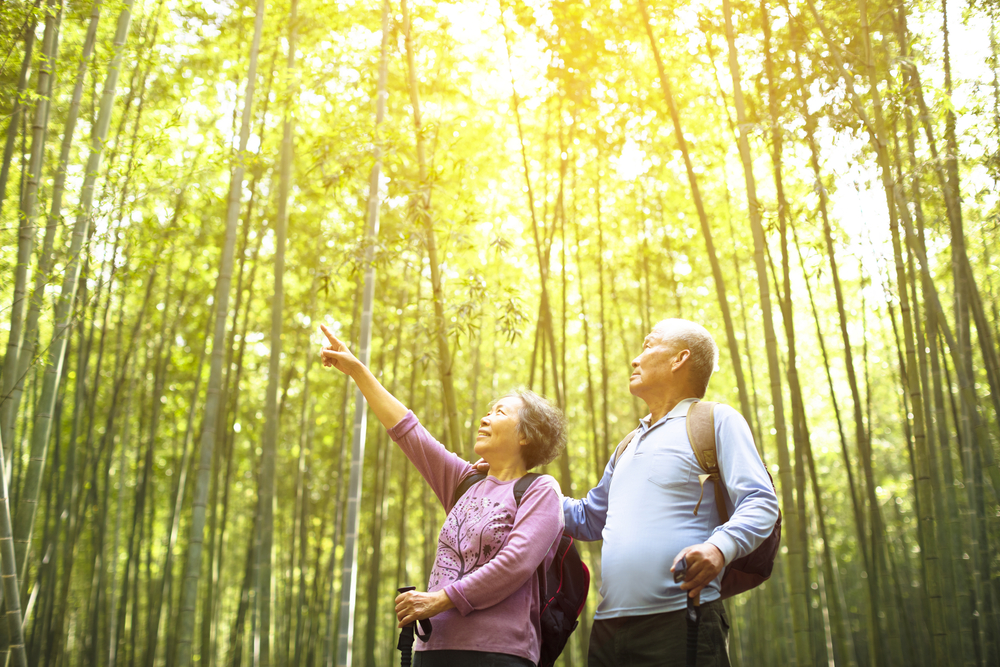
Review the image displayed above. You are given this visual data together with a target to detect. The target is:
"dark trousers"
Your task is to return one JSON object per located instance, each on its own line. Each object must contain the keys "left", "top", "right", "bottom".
{"left": 413, "top": 650, "right": 535, "bottom": 667}
{"left": 588, "top": 599, "right": 731, "bottom": 667}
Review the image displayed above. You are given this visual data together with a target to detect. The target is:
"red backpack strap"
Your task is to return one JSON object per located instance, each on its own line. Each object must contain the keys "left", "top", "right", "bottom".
{"left": 686, "top": 400, "right": 729, "bottom": 522}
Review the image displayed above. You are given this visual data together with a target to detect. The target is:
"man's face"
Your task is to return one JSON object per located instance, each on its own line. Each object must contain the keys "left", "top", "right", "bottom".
{"left": 629, "top": 327, "right": 682, "bottom": 399}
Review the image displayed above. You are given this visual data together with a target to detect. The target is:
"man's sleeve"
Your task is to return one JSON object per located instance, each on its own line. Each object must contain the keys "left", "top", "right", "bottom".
{"left": 562, "top": 455, "right": 615, "bottom": 541}
{"left": 705, "top": 405, "right": 780, "bottom": 565}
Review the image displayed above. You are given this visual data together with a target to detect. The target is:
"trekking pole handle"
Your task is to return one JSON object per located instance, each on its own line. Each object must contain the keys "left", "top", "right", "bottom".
{"left": 396, "top": 587, "right": 418, "bottom": 667}
{"left": 397, "top": 586, "right": 416, "bottom": 612}
{"left": 396, "top": 585, "right": 433, "bottom": 641}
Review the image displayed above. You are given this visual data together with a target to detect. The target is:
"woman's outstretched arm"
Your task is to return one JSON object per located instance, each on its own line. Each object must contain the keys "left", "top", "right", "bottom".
{"left": 319, "top": 324, "right": 407, "bottom": 429}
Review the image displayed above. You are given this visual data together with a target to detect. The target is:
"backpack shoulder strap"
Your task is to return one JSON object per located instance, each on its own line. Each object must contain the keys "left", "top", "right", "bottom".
{"left": 686, "top": 400, "right": 730, "bottom": 523}
{"left": 612, "top": 428, "right": 640, "bottom": 468}
{"left": 453, "top": 472, "right": 488, "bottom": 506}
{"left": 512, "top": 473, "right": 547, "bottom": 599}
{"left": 513, "top": 472, "right": 542, "bottom": 506}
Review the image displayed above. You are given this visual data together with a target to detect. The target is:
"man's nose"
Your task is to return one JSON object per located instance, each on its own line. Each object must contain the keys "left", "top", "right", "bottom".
{"left": 631, "top": 357, "right": 640, "bottom": 368}
{"left": 480, "top": 415, "right": 490, "bottom": 427}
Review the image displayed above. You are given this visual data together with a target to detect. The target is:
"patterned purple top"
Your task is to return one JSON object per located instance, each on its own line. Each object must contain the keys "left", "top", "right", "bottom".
{"left": 387, "top": 411, "right": 564, "bottom": 664}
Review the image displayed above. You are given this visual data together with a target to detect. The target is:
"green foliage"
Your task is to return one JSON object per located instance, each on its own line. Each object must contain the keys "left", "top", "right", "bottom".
{"left": 0, "top": 0, "right": 998, "bottom": 664}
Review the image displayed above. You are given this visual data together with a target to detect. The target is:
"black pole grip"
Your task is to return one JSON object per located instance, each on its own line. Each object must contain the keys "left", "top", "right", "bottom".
{"left": 397, "top": 586, "right": 417, "bottom": 667}
{"left": 685, "top": 594, "right": 701, "bottom": 667}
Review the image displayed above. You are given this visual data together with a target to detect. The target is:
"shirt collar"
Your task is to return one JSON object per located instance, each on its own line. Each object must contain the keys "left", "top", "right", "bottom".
{"left": 639, "top": 397, "right": 700, "bottom": 432}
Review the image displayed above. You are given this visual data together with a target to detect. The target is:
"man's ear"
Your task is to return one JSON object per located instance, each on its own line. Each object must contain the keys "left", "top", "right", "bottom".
{"left": 673, "top": 349, "right": 691, "bottom": 371}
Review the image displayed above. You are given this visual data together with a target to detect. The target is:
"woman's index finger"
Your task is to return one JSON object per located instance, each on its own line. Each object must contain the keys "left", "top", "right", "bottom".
{"left": 319, "top": 323, "right": 339, "bottom": 345}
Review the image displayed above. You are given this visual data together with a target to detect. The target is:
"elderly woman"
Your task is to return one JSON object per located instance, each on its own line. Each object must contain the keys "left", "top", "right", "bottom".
{"left": 320, "top": 324, "right": 566, "bottom": 667}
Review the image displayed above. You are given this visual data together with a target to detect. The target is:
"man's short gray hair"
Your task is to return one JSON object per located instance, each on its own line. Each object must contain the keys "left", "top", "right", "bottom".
{"left": 655, "top": 319, "right": 719, "bottom": 398}
{"left": 492, "top": 389, "right": 566, "bottom": 470}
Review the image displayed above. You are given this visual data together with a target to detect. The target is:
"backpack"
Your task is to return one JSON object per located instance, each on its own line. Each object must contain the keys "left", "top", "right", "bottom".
{"left": 612, "top": 400, "right": 781, "bottom": 599}
{"left": 453, "top": 473, "right": 590, "bottom": 667}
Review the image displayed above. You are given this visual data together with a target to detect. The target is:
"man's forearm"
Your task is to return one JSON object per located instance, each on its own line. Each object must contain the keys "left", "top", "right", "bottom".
{"left": 563, "top": 459, "right": 614, "bottom": 540}
{"left": 562, "top": 494, "right": 606, "bottom": 541}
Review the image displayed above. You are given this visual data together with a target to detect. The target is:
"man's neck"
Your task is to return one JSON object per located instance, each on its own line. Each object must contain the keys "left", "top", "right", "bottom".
{"left": 645, "top": 394, "right": 697, "bottom": 425}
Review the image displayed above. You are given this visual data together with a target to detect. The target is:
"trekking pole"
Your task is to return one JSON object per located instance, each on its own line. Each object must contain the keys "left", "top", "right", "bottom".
{"left": 396, "top": 586, "right": 433, "bottom": 667}
{"left": 396, "top": 586, "right": 417, "bottom": 667}
{"left": 673, "top": 557, "right": 700, "bottom": 667}
{"left": 684, "top": 593, "right": 700, "bottom": 667}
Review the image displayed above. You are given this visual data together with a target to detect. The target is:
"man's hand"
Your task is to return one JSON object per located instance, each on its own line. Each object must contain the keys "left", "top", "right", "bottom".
{"left": 319, "top": 324, "right": 363, "bottom": 377}
{"left": 394, "top": 589, "right": 455, "bottom": 627}
{"left": 671, "top": 543, "right": 725, "bottom": 598}
{"left": 471, "top": 458, "right": 490, "bottom": 474}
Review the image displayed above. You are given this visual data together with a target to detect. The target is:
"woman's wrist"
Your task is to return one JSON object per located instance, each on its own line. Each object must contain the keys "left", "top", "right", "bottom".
{"left": 350, "top": 363, "right": 380, "bottom": 389}
{"left": 434, "top": 589, "right": 456, "bottom": 614}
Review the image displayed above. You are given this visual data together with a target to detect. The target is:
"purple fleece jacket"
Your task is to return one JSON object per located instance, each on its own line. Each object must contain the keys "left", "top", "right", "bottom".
{"left": 387, "top": 411, "right": 564, "bottom": 664}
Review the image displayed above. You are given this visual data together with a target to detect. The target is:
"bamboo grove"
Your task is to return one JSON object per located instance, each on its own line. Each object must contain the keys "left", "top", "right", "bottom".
{"left": 0, "top": 0, "right": 997, "bottom": 664}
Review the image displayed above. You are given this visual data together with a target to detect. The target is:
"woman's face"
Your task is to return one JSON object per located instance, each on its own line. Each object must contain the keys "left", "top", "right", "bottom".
{"left": 473, "top": 396, "right": 526, "bottom": 465}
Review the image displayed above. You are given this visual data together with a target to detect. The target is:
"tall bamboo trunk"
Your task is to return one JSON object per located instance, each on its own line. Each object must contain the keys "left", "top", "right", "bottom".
{"left": 791, "top": 221, "right": 862, "bottom": 667}
{"left": 594, "top": 163, "right": 611, "bottom": 462}
{"left": 0, "top": 430, "right": 28, "bottom": 667}
{"left": 363, "top": 272, "right": 408, "bottom": 667}
{"left": 898, "top": 181, "right": 999, "bottom": 665}
{"left": 133, "top": 248, "right": 181, "bottom": 667}
{"left": 213, "top": 203, "right": 269, "bottom": 667}
{"left": 11, "top": 0, "right": 136, "bottom": 614}
{"left": 800, "top": 2, "right": 933, "bottom": 662}
{"left": 889, "top": 29, "right": 967, "bottom": 656}
{"left": 638, "top": 0, "right": 753, "bottom": 424}
{"left": 291, "top": 323, "right": 315, "bottom": 667}
{"left": 856, "top": 0, "right": 946, "bottom": 659}
{"left": 927, "top": 308, "right": 976, "bottom": 665}
{"left": 756, "top": 7, "right": 831, "bottom": 659}
{"left": 203, "top": 65, "right": 276, "bottom": 667}
{"left": 0, "top": 2, "right": 38, "bottom": 221}
{"left": 1, "top": 0, "right": 60, "bottom": 464}
{"left": 894, "top": 8, "right": 1000, "bottom": 439}
{"left": 322, "top": 280, "right": 361, "bottom": 667}
{"left": 362, "top": 429, "right": 390, "bottom": 667}
{"left": 723, "top": 204, "right": 764, "bottom": 450}
{"left": 142, "top": 240, "right": 212, "bottom": 667}
{"left": 708, "top": 0, "right": 813, "bottom": 664}
{"left": 255, "top": 2, "right": 297, "bottom": 664}
{"left": 712, "top": 0, "right": 812, "bottom": 662}
{"left": 174, "top": 0, "right": 265, "bottom": 663}
{"left": 572, "top": 202, "right": 602, "bottom": 482}
{"left": 940, "top": 1, "right": 975, "bottom": 444}
{"left": 4, "top": 0, "right": 104, "bottom": 508}
{"left": 401, "top": 0, "right": 462, "bottom": 451}
{"left": 498, "top": 3, "right": 565, "bottom": 431}
{"left": 335, "top": 1, "right": 389, "bottom": 663}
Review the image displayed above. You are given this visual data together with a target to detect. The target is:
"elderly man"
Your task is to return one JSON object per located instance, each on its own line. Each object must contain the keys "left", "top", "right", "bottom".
{"left": 564, "top": 318, "right": 779, "bottom": 667}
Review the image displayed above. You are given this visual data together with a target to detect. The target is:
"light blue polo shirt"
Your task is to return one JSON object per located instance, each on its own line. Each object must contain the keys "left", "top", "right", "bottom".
{"left": 563, "top": 398, "right": 779, "bottom": 619}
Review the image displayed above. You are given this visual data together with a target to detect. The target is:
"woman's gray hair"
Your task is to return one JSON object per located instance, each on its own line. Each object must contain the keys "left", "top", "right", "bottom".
{"left": 492, "top": 389, "right": 566, "bottom": 470}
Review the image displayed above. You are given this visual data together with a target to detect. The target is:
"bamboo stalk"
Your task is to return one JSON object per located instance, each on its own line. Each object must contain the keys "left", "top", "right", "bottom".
{"left": 0, "top": 430, "right": 27, "bottom": 667}
{"left": 1, "top": 0, "right": 59, "bottom": 466}
{"left": 11, "top": 0, "right": 136, "bottom": 604}
{"left": 335, "top": 1, "right": 390, "bottom": 663}
{"left": 638, "top": 0, "right": 754, "bottom": 426}
{"left": 174, "top": 0, "right": 265, "bottom": 662}
{"left": 715, "top": 0, "right": 812, "bottom": 660}
{"left": 401, "top": 0, "right": 463, "bottom": 451}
